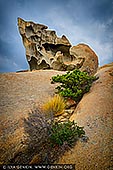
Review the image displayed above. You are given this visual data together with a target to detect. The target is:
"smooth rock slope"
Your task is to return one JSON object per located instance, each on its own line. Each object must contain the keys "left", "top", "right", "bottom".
{"left": 0, "top": 63, "right": 112, "bottom": 167}
{"left": 58, "top": 63, "right": 113, "bottom": 170}
{"left": 0, "top": 70, "right": 64, "bottom": 164}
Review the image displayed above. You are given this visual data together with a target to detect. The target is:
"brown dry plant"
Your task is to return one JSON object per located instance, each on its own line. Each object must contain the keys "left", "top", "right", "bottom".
{"left": 43, "top": 94, "right": 66, "bottom": 116}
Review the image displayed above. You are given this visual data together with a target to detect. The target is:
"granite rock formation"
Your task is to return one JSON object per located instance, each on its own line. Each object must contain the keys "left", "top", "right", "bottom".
{"left": 0, "top": 63, "right": 113, "bottom": 166}
{"left": 18, "top": 18, "right": 98, "bottom": 75}
{"left": 70, "top": 44, "right": 99, "bottom": 75}
{"left": 58, "top": 63, "right": 113, "bottom": 169}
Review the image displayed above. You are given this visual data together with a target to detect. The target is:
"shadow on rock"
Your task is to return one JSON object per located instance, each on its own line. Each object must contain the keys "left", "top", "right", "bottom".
{"left": 9, "top": 108, "right": 70, "bottom": 164}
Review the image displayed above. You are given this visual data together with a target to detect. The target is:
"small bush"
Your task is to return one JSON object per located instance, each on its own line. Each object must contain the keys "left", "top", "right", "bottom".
{"left": 23, "top": 108, "right": 86, "bottom": 163}
{"left": 43, "top": 94, "right": 66, "bottom": 116}
{"left": 49, "top": 120, "right": 85, "bottom": 146}
{"left": 51, "top": 69, "right": 97, "bottom": 102}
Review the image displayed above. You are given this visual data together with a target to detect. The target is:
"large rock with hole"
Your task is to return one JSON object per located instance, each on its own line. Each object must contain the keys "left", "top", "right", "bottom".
{"left": 18, "top": 18, "right": 98, "bottom": 74}
{"left": 57, "top": 63, "right": 113, "bottom": 169}
{"left": 18, "top": 18, "right": 72, "bottom": 71}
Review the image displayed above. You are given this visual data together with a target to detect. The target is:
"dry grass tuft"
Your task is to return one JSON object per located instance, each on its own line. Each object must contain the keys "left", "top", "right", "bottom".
{"left": 43, "top": 95, "right": 66, "bottom": 116}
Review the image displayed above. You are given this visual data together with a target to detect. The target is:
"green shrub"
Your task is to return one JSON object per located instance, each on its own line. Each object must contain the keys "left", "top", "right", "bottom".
{"left": 24, "top": 108, "right": 86, "bottom": 163}
{"left": 49, "top": 120, "right": 85, "bottom": 146}
{"left": 51, "top": 69, "right": 97, "bottom": 102}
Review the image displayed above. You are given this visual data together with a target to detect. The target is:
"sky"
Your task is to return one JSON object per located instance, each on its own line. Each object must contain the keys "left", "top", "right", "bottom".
{"left": 0, "top": 0, "right": 113, "bottom": 72}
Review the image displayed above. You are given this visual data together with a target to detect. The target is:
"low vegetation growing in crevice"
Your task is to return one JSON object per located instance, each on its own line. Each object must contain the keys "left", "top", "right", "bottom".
{"left": 43, "top": 94, "right": 66, "bottom": 116}
{"left": 49, "top": 120, "right": 85, "bottom": 147}
{"left": 51, "top": 69, "right": 97, "bottom": 102}
{"left": 9, "top": 108, "right": 85, "bottom": 164}
{"left": 10, "top": 69, "right": 96, "bottom": 164}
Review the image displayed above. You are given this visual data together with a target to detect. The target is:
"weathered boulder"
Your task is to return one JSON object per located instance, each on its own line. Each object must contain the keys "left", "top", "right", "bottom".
{"left": 70, "top": 44, "right": 98, "bottom": 75}
{"left": 18, "top": 18, "right": 98, "bottom": 74}
{"left": 18, "top": 18, "right": 72, "bottom": 71}
{"left": 57, "top": 63, "right": 113, "bottom": 169}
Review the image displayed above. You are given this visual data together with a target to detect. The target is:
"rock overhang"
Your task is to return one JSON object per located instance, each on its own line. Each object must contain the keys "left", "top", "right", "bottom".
{"left": 18, "top": 17, "right": 98, "bottom": 75}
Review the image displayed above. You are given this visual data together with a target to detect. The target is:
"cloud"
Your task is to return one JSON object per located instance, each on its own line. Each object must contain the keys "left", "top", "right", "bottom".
{"left": 0, "top": 35, "right": 29, "bottom": 72}
{"left": 0, "top": 53, "right": 29, "bottom": 73}
{"left": 0, "top": 55, "right": 18, "bottom": 72}
{"left": 47, "top": 4, "right": 113, "bottom": 66}
{"left": 0, "top": 0, "right": 112, "bottom": 72}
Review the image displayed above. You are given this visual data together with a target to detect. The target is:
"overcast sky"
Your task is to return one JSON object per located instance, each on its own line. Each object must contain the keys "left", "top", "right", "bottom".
{"left": 0, "top": 0, "right": 113, "bottom": 72}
